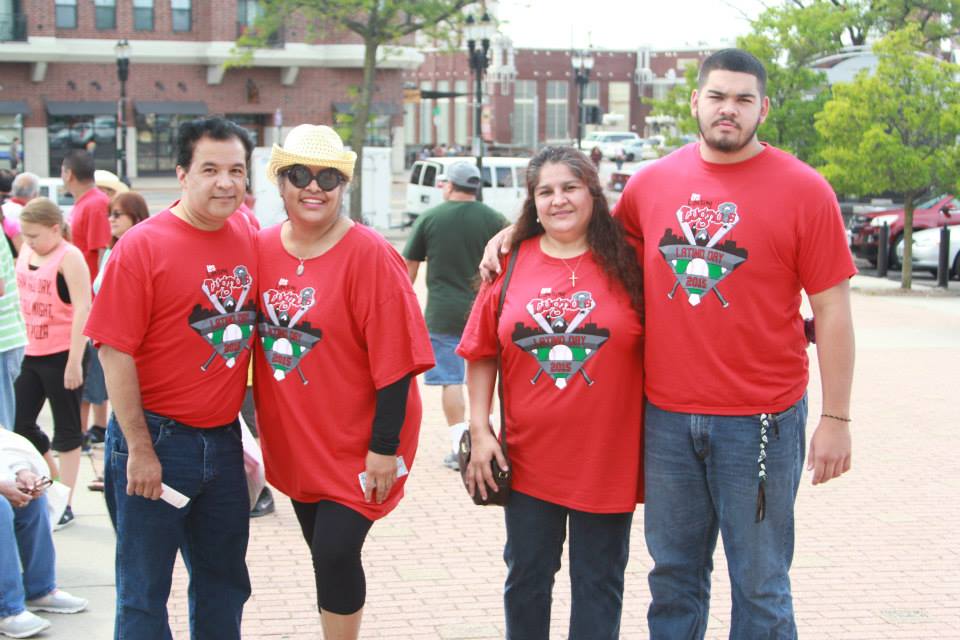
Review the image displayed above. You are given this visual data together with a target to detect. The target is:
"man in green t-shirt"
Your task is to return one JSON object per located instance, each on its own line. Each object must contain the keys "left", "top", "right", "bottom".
{"left": 403, "top": 162, "right": 508, "bottom": 470}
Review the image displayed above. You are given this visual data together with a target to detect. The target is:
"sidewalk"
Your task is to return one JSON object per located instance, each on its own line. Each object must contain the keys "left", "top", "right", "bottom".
{"left": 39, "top": 270, "right": 960, "bottom": 639}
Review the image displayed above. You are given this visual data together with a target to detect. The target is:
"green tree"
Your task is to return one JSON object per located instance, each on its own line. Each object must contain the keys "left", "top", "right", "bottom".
{"left": 237, "top": 0, "right": 478, "bottom": 221}
{"left": 815, "top": 26, "right": 960, "bottom": 288}
{"left": 644, "top": 65, "right": 698, "bottom": 144}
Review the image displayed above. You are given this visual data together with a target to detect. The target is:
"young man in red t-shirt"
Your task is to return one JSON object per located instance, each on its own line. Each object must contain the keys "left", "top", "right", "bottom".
{"left": 617, "top": 49, "right": 855, "bottom": 639}
{"left": 61, "top": 151, "right": 111, "bottom": 282}
{"left": 85, "top": 118, "right": 257, "bottom": 640}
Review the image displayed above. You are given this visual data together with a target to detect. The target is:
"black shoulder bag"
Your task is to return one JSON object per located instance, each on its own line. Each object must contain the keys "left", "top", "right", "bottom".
{"left": 458, "top": 248, "right": 519, "bottom": 506}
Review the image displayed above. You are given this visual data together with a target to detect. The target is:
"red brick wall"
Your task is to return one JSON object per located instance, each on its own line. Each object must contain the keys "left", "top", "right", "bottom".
{"left": 8, "top": 61, "right": 402, "bottom": 129}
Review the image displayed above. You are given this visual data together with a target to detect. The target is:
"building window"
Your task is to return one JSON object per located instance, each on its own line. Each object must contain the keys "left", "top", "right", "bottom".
{"left": 404, "top": 103, "right": 416, "bottom": 146}
{"left": 133, "top": 0, "right": 154, "bottom": 31}
{"left": 545, "top": 81, "right": 568, "bottom": 143}
{"left": 48, "top": 114, "right": 117, "bottom": 176}
{"left": 419, "top": 81, "right": 433, "bottom": 145}
{"left": 237, "top": 0, "right": 261, "bottom": 27}
{"left": 454, "top": 80, "right": 468, "bottom": 147}
{"left": 435, "top": 81, "right": 450, "bottom": 146}
{"left": 171, "top": 0, "right": 191, "bottom": 32}
{"left": 54, "top": 0, "right": 77, "bottom": 29}
{"left": 512, "top": 80, "right": 536, "bottom": 148}
{"left": 94, "top": 0, "right": 117, "bottom": 30}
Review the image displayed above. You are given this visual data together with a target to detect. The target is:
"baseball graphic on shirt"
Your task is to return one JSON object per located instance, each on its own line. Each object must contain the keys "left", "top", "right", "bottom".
{"left": 659, "top": 197, "right": 748, "bottom": 308}
{"left": 259, "top": 279, "right": 322, "bottom": 384}
{"left": 188, "top": 263, "right": 256, "bottom": 371}
{"left": 511, "top": 287, "right": 608, "bottom": 389}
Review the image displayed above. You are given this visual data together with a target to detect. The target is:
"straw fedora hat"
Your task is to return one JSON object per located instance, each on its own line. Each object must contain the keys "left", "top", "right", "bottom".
{"left": 94, "top": 170, "right": 129, "bottom": 195}
{"left": 266, "top": 124, "right": 356, "bottom": 184}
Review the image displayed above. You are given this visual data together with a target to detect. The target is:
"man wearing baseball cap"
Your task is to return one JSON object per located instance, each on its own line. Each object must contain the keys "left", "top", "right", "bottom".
{"left": 403, "top": 161, "right": 507, "bottom": 470}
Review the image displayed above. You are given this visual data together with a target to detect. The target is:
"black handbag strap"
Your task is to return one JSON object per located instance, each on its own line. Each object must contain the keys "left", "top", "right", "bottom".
{"left": 495, "top": 248, "right": 520, "bottom": 454}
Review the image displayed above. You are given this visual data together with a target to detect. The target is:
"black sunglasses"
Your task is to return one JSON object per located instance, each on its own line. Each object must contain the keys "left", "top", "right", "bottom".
{"left": 283, "top": 165, "right": 345, "bottom": 191}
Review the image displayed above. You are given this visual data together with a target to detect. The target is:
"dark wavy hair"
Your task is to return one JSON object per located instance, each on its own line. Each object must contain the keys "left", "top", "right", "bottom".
{"left": 513, "top": 146, "right": 643, "bottom": 317}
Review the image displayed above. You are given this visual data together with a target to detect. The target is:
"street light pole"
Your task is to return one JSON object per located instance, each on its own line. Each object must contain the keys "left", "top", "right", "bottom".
{"left": 466, "top": 13, "right": 493, "bottom": 202}
{"left": 571, "top": 49, "right": 594, "bottom": 151}
{"left": 115, "top": 39, "right": 130, "bottom": 182}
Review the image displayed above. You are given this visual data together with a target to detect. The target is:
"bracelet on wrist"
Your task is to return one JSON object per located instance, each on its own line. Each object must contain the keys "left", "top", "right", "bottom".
{"left": 821, "top": 413, "right": 851, "bottom": 423}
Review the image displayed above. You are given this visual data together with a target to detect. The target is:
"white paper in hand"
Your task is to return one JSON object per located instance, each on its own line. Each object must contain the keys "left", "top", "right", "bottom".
{"left": 160, "top": 483, "right": 190, "bottom": 509}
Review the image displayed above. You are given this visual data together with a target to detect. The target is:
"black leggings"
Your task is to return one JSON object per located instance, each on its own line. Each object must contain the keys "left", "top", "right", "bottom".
{"left": 14, "top": 350, "right": 84, "bottom": 453}
{"left": 291, "top": 499, "right": 374, "bottom": 615}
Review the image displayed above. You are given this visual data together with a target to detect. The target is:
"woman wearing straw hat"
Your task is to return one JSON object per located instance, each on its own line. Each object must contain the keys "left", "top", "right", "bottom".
{"left": 253, "top": 124, "right": 434, "bottom": 639}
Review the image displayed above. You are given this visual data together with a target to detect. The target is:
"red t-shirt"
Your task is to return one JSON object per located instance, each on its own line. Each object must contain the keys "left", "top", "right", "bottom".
{"left": 85, "top": 209, "right": 257, "bottom": 427}
{"left": 615, "top": 143, "right": 856, "bottom": 414}
{"left": 253, "top": 223, "right": 434, "bottom": 520}
{"left": 69, "top": 187, "right": 111, "bottom": 282}
{"left": 457, "top": 239, "right": 644, "bottom": 513}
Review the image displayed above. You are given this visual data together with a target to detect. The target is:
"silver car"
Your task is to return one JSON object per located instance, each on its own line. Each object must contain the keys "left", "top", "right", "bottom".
{"left": 898, "top": 225, "right": 960, "bottom": 277}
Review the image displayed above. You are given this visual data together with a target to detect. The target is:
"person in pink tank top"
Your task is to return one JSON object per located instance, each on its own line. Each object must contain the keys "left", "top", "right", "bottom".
{"left": 13, "top": 198, "right": 91, "bottom": 530}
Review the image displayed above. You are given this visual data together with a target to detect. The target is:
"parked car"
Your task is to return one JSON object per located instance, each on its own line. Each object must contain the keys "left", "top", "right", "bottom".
{"left": 847, "top": 194, "right": 960, "bottom": 266}
{"left": 897, "top": 225, "right": 960, "bottom": 277}
{"left": 607, "top": 159, "right": 660, "bottom": 193}
{"left": 405, "top": 156, "right": 529, "bottom": 224}
{"left": 621, "top": 138, "right": 660, "bottom": 162}
{"left": 578, "top": 131, "right": 641, "bottom": 159}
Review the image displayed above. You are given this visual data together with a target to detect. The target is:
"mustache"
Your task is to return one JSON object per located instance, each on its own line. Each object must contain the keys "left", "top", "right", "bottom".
{"left": 712, "top": 117, "right": 740, "bottom": 129}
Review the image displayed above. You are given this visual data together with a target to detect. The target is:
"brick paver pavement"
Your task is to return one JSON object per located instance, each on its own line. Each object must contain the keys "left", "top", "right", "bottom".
{"left": 44, "top": 272, "right": 960, "bottom": 639}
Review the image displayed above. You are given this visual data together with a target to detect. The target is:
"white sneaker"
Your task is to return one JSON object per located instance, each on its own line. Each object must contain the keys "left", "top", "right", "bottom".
{"left": 26, "top": 589, "right": 88, "bottom": 614}
{"left": 448, "top": 422, "right": 468, "bottom": 455}
{"left": 0, "top": 611, "right": 51, "bottom": 638}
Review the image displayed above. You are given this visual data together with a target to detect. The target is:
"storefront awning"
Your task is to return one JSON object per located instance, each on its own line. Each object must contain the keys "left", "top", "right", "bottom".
{"left": 0, "top": 101, "right": 31, "bottom": 116}
{"left": 332, "top": 101, "right": 403, "bottom": 116}
{"left": 45, "top": 101, "right": 116, "bottom": 116}
{"left": 134, "top": 101, "right": 208, "bottom": 116}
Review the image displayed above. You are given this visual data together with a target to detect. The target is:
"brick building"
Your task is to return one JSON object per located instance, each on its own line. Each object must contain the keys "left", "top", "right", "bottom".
{"left": 0, "top": 0, "right": 421, "bottom": 177}
{"left": 401, "top": 42, "right": 715, "bottom": 157}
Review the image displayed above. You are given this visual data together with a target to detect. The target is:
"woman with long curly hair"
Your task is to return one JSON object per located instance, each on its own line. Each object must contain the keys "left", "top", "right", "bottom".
{"left": 457, "top": 146, "right": 644, "bottom": 639}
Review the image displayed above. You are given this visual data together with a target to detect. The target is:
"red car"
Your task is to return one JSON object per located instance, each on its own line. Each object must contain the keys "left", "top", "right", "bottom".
{"left": 848, "top": 194, "right": 960, "bottom": 266}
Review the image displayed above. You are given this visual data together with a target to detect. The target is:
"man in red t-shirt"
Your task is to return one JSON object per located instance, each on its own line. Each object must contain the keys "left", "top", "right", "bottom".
{"left": 617, "top": 50, "right": 855, "bottom": 639}
{"left": 61, "top": 151, "right": 111, "bottom": 282}
{"left": 85, "top": 118, "right": 256, "bottom": 640}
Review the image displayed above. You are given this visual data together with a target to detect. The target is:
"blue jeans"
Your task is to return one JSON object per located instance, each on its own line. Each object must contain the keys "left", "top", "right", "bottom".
{"left": 0, "top": 494, "right": 56, "bottom": 617}
{"left": 105, "top": 412, "right": 251, "bottom": 640}
{"left": 0, "top": 346, "right": 24, "bottom": 431}
{"left": 503, "top": 491, "right": 633, "bottom": 640}
{"left": 424, "top": 333, "right": 465, "bottom": 385}
{"left": 644, "top": 396, "right": 807, "bottom": 640}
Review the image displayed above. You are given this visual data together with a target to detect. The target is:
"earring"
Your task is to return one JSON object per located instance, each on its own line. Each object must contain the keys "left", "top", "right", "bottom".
{"left": 535, "top": 217, "right": 540, "bottom": 224}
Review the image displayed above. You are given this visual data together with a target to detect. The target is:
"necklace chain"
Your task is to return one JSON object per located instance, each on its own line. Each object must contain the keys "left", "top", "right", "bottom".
{"left": 560, "top": 254, "right": 585, "bottom": 288}
{"left": 290, "top": 217, "right": 343, "bottom": 276}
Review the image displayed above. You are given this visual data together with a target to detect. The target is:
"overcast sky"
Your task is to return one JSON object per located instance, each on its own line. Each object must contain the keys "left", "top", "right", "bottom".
{"left": 494, "top": 0, "right": 769, "bottom": 50}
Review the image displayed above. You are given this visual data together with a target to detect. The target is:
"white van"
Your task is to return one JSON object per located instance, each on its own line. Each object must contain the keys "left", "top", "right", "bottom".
{"left": 578, "top": 131, "right": 641, "bottom": 158}
{"left": 405, "top": 156, "right": 529, "bottom": 225}
{"left": 36, "top": 178, "right": 75, "bottom": 219}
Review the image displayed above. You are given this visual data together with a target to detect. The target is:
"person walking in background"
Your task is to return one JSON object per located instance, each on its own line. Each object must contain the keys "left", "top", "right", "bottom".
{"left": 402, "top": 161, "right": 508, "bottom": 470}
{"left": 0, "top": 227, "right": 26, "bottom": 432}
{"left": 81, "top": 192, "right": 150, "bottom": 461}
{"left": 0, "top": 171, "right": 22, "bottom": 260}
{"left": 254, "top": 124, "right": 433, "bottom": 640}
{"left": 85, "top": 117, "right": 257, "bottom": 640}
{"left": 460, "top": 146, "right": 645, "bottom": 640}
{"left": 13, "top": 198, "right": 91, "bottom": 530}
{"left": 60, "top": 151, "right": 110, "bottom": 283}
{"left": 8, "top": 138, "right": 19, "bottom": 173}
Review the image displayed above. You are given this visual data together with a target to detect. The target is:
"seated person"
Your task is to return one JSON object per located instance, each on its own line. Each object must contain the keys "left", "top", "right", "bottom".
{"left": 0, "top": 429, "right": 87, "bottom": 639}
